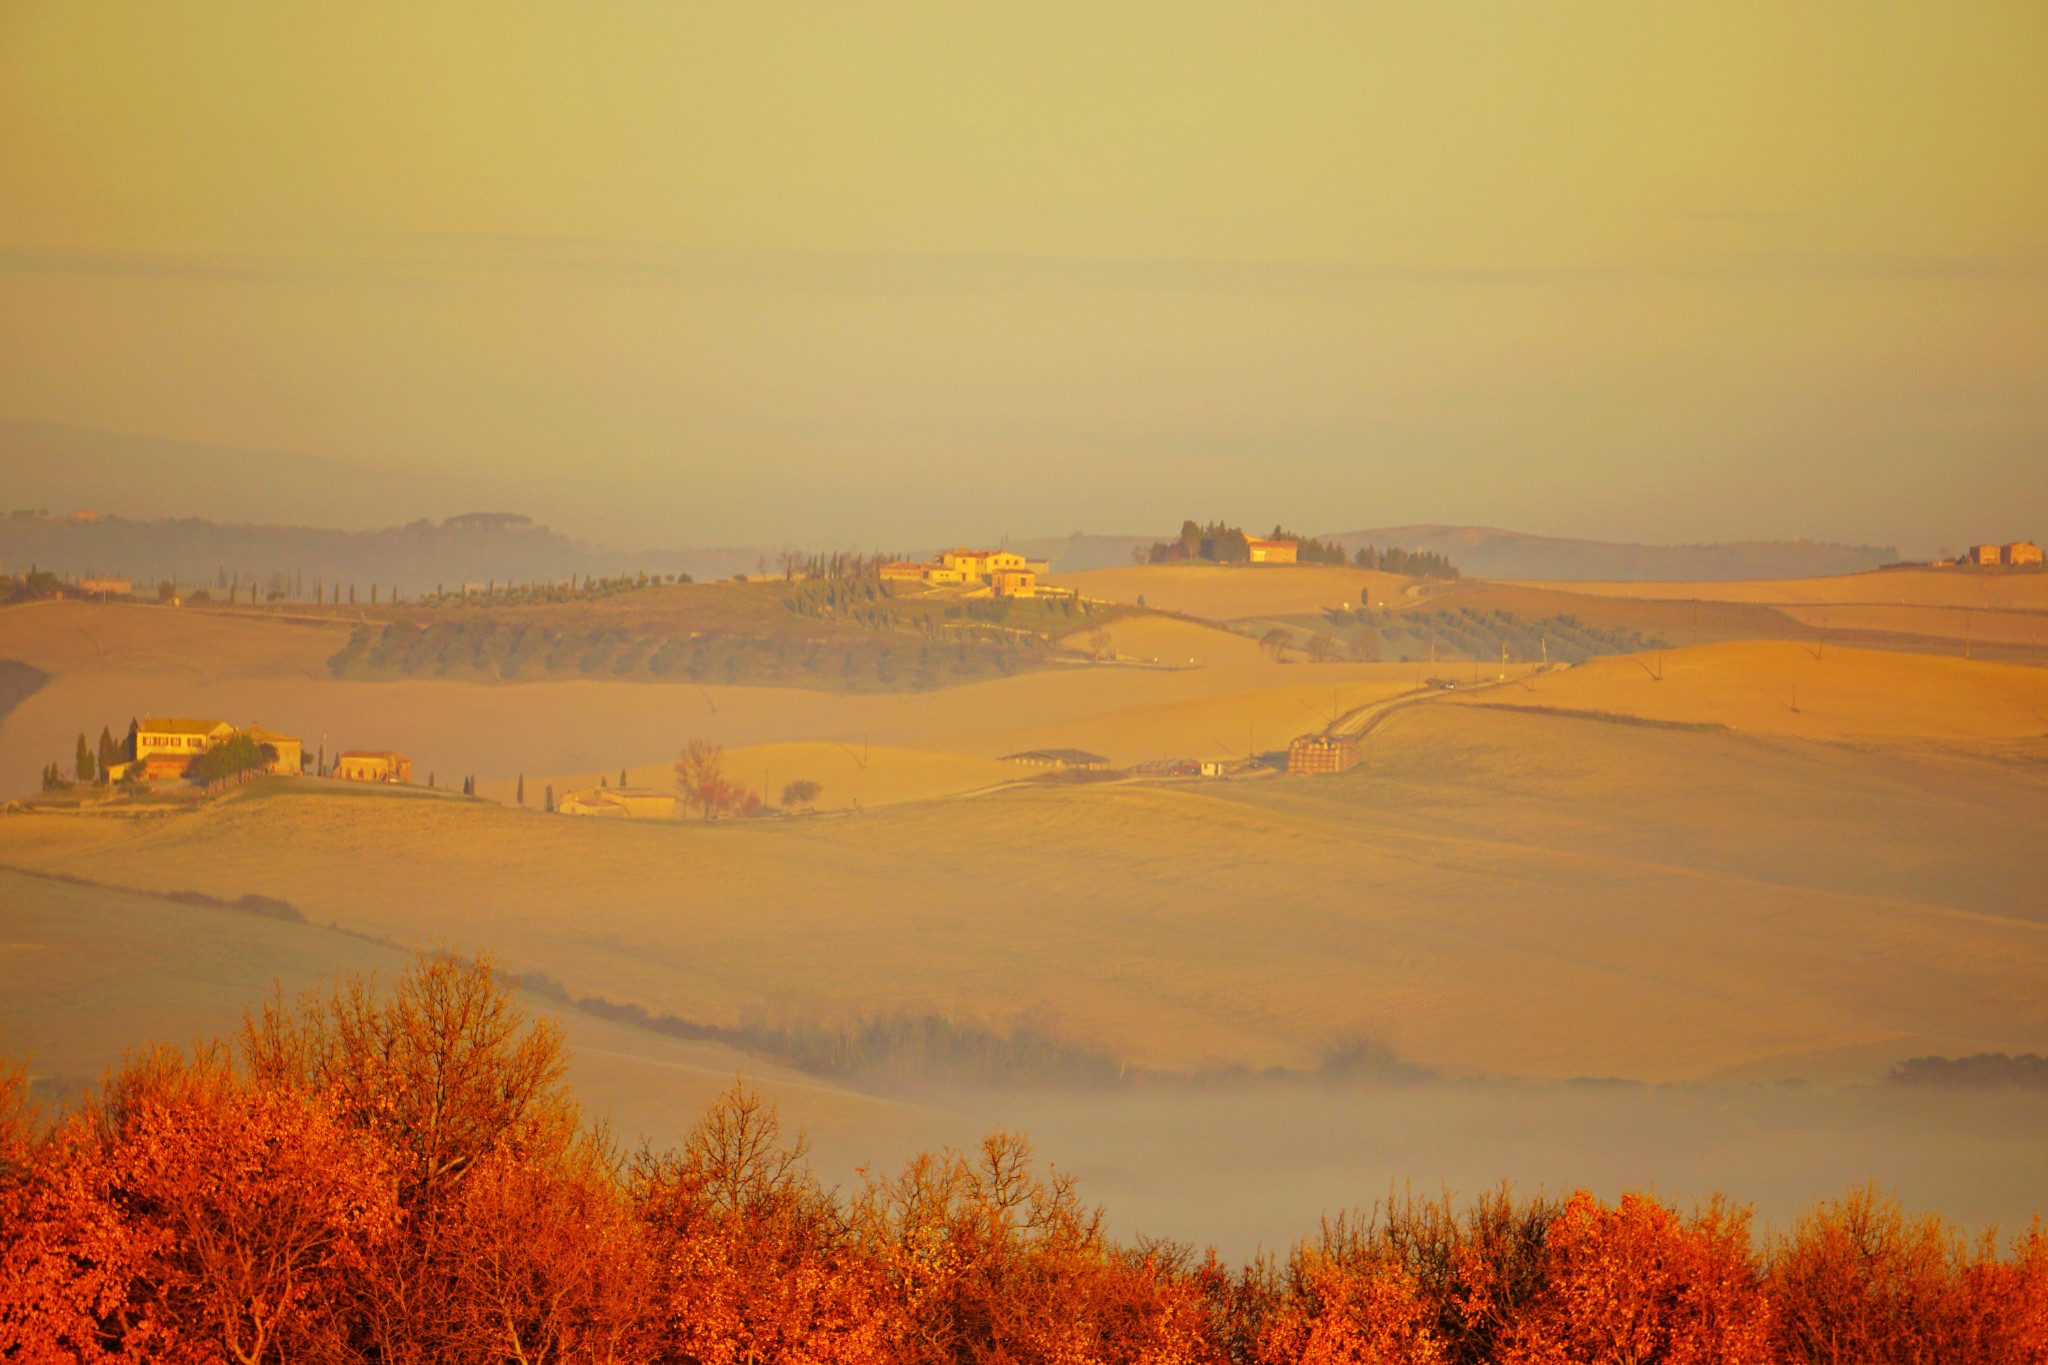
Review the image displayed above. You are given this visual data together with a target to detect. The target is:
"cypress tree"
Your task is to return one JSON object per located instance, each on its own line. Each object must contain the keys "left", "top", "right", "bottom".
{"left": 97, "top": 727, "right": 117, "bottom": 781}
{"left": 517, "top": 773, "right": 525, "bottom": 805}
{"left": 545, "top": 785, "right": 555, "bottom": 813}
{"left": 75, "top": 733, "right": 94, "bottom": 784}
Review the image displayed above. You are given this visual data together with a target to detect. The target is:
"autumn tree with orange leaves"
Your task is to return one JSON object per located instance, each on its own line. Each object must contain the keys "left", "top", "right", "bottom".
{"left": 4, "top": 954, "right": 2048, "bottom": 1365}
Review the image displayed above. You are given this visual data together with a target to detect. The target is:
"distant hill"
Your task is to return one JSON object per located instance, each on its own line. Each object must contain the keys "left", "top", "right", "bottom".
{"left": 1324, "top": 525, "right": 1899, "bottom": 582}
{"left": 0, "top": 416, "right": 496, "bottom": 530}
{"left": 0, "top": 511, "right": 737, "bottom": 597}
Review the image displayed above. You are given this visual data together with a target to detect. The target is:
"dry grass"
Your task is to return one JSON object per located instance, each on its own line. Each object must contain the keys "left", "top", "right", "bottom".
{"left": 0, "top": 866, "right": 945, "bottom": 1164}
{"left": 1509, "top": 568, "right": 2048, "bottom": 610}
{"left": 1774, "top": 601, "right": 2048, "bottom": 651}
{"left": 0, "top": 599, "right": 347, "bottom": 679}
{"left": 5, "top": 697, "right": 2045, "bottom": 1087}
{"left": 1454, "top": 641, "right": 2048, "bottom": 743}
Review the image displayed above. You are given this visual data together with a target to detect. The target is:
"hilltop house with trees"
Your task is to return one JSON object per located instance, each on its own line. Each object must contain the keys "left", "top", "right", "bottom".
{"left": 878, "top": 547, "right": 1066, "bottom": 598}
{"left": 1139, "top": 521, "right": 1459, "bottom": 578}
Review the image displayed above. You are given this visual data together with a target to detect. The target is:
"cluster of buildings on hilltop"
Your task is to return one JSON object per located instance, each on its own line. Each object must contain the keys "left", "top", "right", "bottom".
{"left": 113, "top": 716, "right": 411, "bottom": 785}
{"left": 1947, "top": 541, "right": 2042, "bottom": 568}
{"left": 879, "top": 548, "right": 1075, "bottom": 599}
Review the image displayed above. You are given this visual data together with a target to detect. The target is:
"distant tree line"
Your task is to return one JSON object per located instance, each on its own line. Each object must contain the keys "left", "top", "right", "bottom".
{"left": 1142, "top": 520, "right": 1460, "bottom": 577}
{"left": 0, "top": 510, "right": 711, "bottom": 599}
{"left": 774, "top": 548, "right": 911, "bottom": 581}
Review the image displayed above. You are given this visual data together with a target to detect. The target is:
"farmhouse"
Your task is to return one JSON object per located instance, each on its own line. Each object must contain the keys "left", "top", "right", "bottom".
{"left": 1287, "top": 732, "right": 1361, "bottom": 775}
{"left": 242, "top": 726, "right": 303, "bottom": 775}
{"left": 1949, "top": 541, "right": 2043, "bottom": 568}
{"left": 132, "top": 717, "right": 234, "bottom": 765}
{"left": 335, "top": 750, "right": 412, "bottom": 784}
{"left": 880, "top": 547, "right": 1064, "bottom": 597}
{"left": 120, "top": 717, "right": 302, "bottom": 780}
{"left": 1246, "top": 538, "right": 1299, "bottom": 564}
{"left": 558, "top": 786, "right": 677, "bottom": 818}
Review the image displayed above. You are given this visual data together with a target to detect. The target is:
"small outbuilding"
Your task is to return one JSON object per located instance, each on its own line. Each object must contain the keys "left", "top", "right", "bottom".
{"left": 1000, "top": 748, "right": 1110, "bottom": 771}
{"left": 335, "top": 750, "right": 412, "bottom": 784}
{"left": 558, "top": 786, "right": 677, "bottom": 818}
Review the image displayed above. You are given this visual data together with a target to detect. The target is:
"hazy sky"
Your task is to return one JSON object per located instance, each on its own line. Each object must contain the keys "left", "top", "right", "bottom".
{"left": 2, "top": 2, "right": 2044, "bottom": 551}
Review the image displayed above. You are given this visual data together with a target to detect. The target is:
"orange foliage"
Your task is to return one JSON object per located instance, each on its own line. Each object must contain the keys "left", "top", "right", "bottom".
{"left": 1768, "top": 1185, "right": 2048, "bottom": 1365}
{"left": 636, "top": 1081, "right": 896, "bottom": 1365}
{"left": 1252, "top": 1252, "right": 1445, "bottom": 1365}
{"left": 1499, "top": 1190, "right": 1774, "bottom": 1365}
{"left": 2, "top": 1048, "right": 395, "bottom": 1364}
{"left": 4, "top": 959, "right": 2045, "bottom": 1365}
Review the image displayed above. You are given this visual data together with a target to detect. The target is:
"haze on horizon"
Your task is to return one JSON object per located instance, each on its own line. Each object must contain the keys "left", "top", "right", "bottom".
{"left": 2, "top": 2, "right": 2044, "bottom": 554}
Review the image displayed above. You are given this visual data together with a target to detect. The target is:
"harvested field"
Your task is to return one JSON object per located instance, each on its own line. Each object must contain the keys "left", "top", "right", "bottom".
{"left": 5, "top": 695, "right": 2045, "bottom": 1087}
{"left": 1452, "top": 641, "right": 2048, "bottom": 743}
{"left": 1511, "top": 568, "right": 2048, "bottom": 610}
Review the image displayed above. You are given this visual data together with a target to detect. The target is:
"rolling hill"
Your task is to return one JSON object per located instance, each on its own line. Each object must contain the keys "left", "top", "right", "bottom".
{"left": 1328, "top": 525, "right": 1901, "bottom": 581}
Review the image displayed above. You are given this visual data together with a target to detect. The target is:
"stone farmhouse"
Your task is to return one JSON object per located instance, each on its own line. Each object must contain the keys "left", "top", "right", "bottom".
{"left": 121, "top": 717, "right": 302, "bottom": 780}
{"left": 880, "top": 547, "right": 1072, "bottom": 599}
{"left": 1956, "top": 541, "right": 2042, "bottom": 567}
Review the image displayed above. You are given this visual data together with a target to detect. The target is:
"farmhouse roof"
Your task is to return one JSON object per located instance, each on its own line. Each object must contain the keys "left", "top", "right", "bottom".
{"left": 138, "top": 717, "right": 231, "bottom": 735}
{"left": 338, "top": 749, "right": 408, "bottom": 761}
{"left": 241, "top": 725, "right": 299, "bottom": 743}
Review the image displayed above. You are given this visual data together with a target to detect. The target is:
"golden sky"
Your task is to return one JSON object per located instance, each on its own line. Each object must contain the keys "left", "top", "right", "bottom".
{"left": 2, "top": 2, "right": 2044, "bottom": 549}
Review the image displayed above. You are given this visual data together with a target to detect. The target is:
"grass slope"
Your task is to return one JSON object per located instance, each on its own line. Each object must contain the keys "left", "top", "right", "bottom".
{"left": 1454, "top": 641, "right": 2048, "bottom": 743}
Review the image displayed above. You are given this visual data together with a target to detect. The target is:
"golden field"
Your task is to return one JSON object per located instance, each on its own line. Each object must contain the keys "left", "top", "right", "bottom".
{"left": 0, "top": 868, "right": 961, "bottom": 1171}
{"left": 4, "top": 693, "right": 2044, "bottom": 1087}
{"left": 1511, "top": 568, "right": 2048, "bottom": 611}
{"left": 1454, "top": 640, "right": 2048, "bottom": 744}
{"left": 1, "top": 600, "right": 1411, "bottom": 802}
